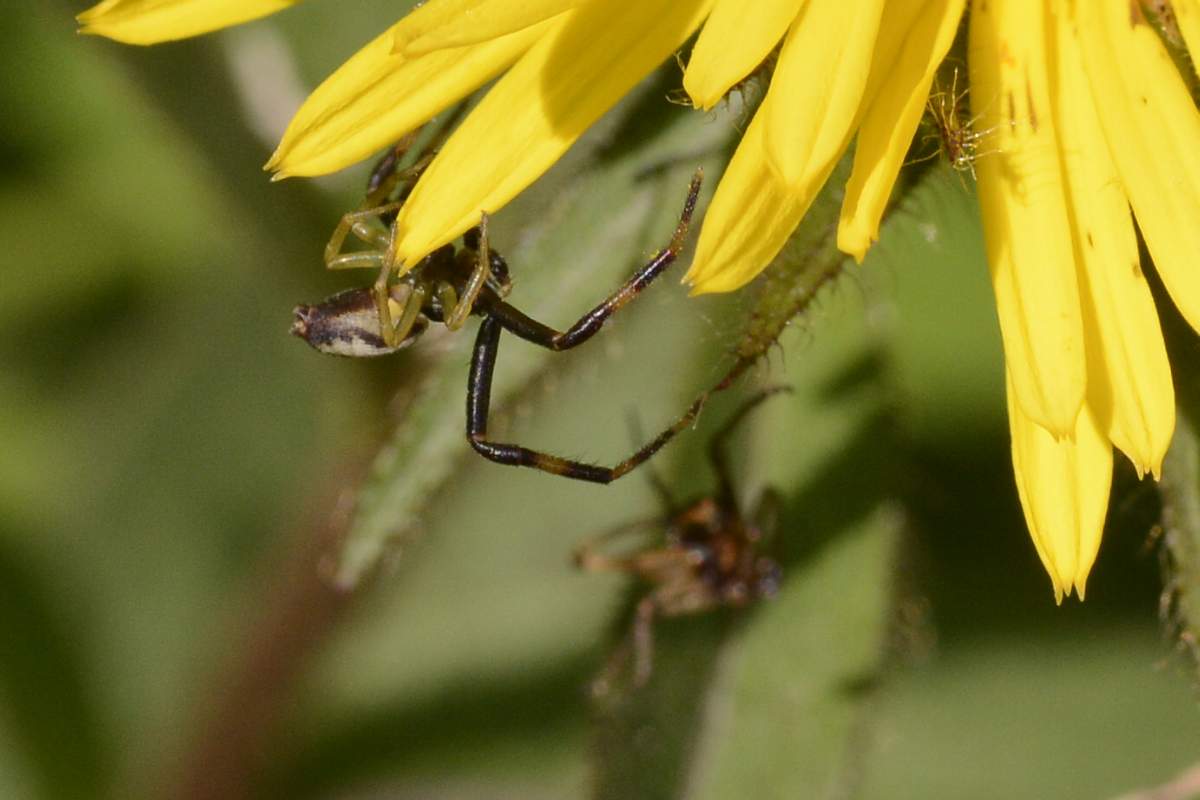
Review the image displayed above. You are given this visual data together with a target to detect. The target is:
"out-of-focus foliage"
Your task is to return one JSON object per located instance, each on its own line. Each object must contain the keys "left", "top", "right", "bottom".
{"left": 2, "top": 3, "right": 1199, "bottom": 799}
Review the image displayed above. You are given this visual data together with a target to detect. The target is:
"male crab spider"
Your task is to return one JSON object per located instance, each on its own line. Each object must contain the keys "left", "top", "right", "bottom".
{"left": 292, "top": 138, "right": 705, "bottom": 484}
{"left": 573, "top": 387, "right": 788, "bottom": 689}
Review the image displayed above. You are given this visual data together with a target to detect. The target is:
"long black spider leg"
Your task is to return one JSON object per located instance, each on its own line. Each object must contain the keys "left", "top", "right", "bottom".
{"left": 490, "top": 169, "right": 702, "bottom": 352}
{"left": 465, "top": 170, "right": 703, "bottom": 483}
{"left": 469, "top": 309, "right": 709, "bottom": 483}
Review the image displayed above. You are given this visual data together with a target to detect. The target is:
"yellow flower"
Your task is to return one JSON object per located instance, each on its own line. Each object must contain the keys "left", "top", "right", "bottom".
{"left": 78, "top": 0, "right": 1200, "bottom": 601}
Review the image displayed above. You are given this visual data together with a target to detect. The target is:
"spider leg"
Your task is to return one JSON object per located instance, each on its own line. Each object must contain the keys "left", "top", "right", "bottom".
{"left": 903, "top": 148, "right": 941, "bottom": 169}
{"left": 464, "top": 171, "right": 706, "bottom": 483}
{"left": 467, "top": 316, "right": 710, "bottom": 482}
{"left": 626, "top": 410, "right": 677, "bottom": 512}
{"left": 466, "top": 317, "right": 609, "bottom": 481}
{"left": 365, "top": 132, "right": 418, "bottom": 200}
{"left": 590, "top": 592, "right": 666, "bottom": 693}
{"left": 372, "top": 262, "right": 427, "bottom": 348}
{"left": 631, "top": 596, "right": 658, "bottom": 687}
{"left": 443, "top": 215, "right": 494, "bottom": 331}
{"left": 367, "top": 102, "right": 470, "bottom": 202}
{"left": 325, "top": 202, "right": 405, "bottom": 268}
{"left": 572, "top": 518, "right": 661, "bottom": 573}
{"left": 363, "top": 132, "right": 438, "bottom": 216}
{"left": 327, "top": 251, "right": 389, "bottom": 271}
{"left": 489, "top": 169, "right": 702, "bottom": 353}
{"left": 389, "top": 282, "right": 429, "bottom": 345}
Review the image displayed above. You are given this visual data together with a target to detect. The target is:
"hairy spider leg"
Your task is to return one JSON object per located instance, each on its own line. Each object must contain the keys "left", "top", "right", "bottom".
{"left": 565, "top": 338, "right": 765, "bottom": 492}
{"left": 464, "top": 170, "right": 703, "bottom": 483}
{"left": 624, "top": 409, "right": 679, "bottom": 511}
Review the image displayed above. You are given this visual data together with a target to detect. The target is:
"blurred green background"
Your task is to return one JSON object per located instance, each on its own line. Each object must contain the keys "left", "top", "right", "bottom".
{"left": 4, "top": 3, "right": 1199, "bottom": 798}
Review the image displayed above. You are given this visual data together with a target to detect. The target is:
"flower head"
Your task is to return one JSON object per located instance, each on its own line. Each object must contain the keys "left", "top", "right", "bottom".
{"left": 79, "top": 0, "right": 1200, "bottom": 600}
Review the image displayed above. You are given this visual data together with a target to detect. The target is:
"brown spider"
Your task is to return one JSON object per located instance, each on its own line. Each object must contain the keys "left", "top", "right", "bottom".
{"left": 574, "top": 388, "right": 788, "bottom": 689}
{"left": 291, "top": 137, "right": 706, "bottom": 483}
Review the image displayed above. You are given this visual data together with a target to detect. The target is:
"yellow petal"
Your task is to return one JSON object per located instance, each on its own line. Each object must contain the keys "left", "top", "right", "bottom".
{"left": 684, "top": 106, "right": 807, "bottom": 294}
{"left": 1050, "top": 3, "right": 1174, "bottom": 478}
{"left": 969, "top": 0, "right": 1085, "bottom": 437}
{"left": 687, "top": 0, "right": 882, "bottom": 293}
{"left": 391, "top": 0, "right": 713, "bottom": 267}
{"left": 77, "top": 0, "right": 296, "bottom": 44}
{"left": 837, "top": 0, "right": 965, "bottom": 261}
{"left": 1007, "top": 372, "right": 1112, "bottom": 603}
{"left": 1076, "top": 0, "right": 1200, "bottom": 337}
{"left": 683, "top": 0, "right": 803, "bottom": 111}
{"left": 763, "top": 0, "right": 885, "bottom": 186}
{"left": 394, "top": 0, "right": 588, "bottom": 57}
{"left": 268, "top": 20, "right": 550, "bottom": 178}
